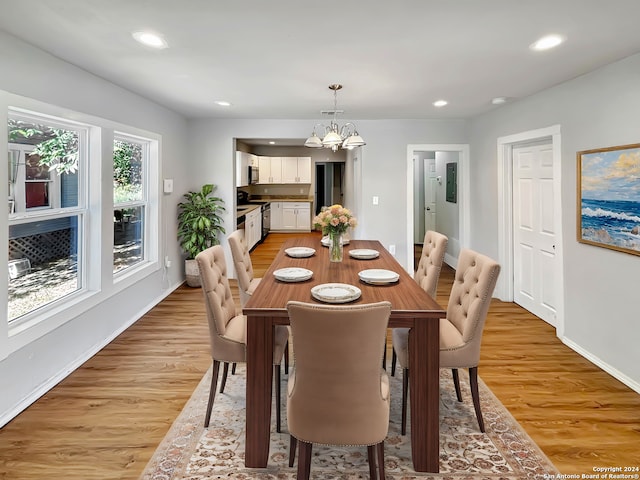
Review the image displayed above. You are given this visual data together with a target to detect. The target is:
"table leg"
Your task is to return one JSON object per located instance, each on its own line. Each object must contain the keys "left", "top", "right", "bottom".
{"left": 245, "top": 315, "right": 274, "bottom": 468}
{"left": 408, "top": 317, "right": 440, "bottom": 473}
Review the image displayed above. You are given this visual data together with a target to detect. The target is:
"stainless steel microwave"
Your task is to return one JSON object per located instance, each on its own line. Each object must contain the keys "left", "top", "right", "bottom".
{"left": 248, "top": 165, "right": 259, "bottom": 184}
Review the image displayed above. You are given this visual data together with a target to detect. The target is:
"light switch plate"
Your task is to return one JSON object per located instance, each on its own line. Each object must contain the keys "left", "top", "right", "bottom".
{"left": 163, "top": 178, "right": 173, "bottom": 193}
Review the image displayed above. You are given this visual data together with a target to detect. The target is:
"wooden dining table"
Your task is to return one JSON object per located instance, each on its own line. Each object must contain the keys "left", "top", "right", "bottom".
{"left": 243, "top": 237, "right": 445, "bottom": 473}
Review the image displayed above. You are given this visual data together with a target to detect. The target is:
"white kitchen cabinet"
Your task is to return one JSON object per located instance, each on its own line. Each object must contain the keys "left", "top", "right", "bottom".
{"left": 281, "top": 202, "right": 311, "bottom": 231}
{"left": 244, "top": 208, "right": 262, "bottom": 250}
{"left": 258, "top": 156, "right": 282, "bottom": 184}
{"left": 281, "top": 157, "right": 311, "bottom": 183}
{"left": 270, "top": 201, "right": 283, "bottom": 230}
{"left": 235, "top": 151, "right": 249, "bottom": 187}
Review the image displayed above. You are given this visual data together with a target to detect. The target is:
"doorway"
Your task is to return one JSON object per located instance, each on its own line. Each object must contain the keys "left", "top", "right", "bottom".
{"left": 497, "top": 125, "right": 564, "bottom": 334}
{"left": 315, "top": 162, "right": 345, "bottom": 214}
{"left": 407, "top": 144, "right": 469, "bottom": 272}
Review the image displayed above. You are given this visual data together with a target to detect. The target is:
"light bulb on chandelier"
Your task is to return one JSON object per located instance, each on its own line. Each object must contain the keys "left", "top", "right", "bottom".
{"left": 304, "top": 84, "right": 366, "bottom": 152}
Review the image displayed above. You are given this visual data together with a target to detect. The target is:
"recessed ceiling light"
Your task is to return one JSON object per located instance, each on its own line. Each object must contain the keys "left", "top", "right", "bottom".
{"left": 491, "top": 96, "right": 508, "bottom": 105}
{"left": 214, "top": 101, "right": 231, "bottom": 107}
{"left": 530, "top": 34, "right": 565, "bottom": 51}
{"left": 132, "top": 31, "right": 168, "bottom": 49}
{"left": 433, "top": 100, "right": 448, "bottom": 107}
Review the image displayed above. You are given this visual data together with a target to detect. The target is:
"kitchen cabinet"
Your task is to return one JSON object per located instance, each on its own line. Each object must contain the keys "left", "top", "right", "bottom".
{"left": 257, "top": 156, "right": 311, "bottom": 184}
{"left": 244, "top": 208, "right": 262, "bottom": 250}
{"left": 236, "top": 152, "right": 259, "bottom": 187}
{"left": 272, "top": 202, "right": 310, "bottom": 231}
{"left": 236, "top": 151, "right": 248, "bottom": 187}
{"left": 258, "top": 156, "right": 282, "bottom": 183}
{"left": 281, "top": 157, "right": 311, "bottom": 183}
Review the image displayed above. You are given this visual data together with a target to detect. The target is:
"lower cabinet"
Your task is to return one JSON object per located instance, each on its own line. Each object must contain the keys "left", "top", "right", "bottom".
{"left": 245, "top": 208, "right": 262, "bottom": 250}
{"left": 270, "top": 202, "right": 310, "bottom": 231}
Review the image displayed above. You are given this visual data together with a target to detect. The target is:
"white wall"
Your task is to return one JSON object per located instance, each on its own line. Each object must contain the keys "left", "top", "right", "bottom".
{"left": 468, "top": 53, "right": 640, "bottom": 389}
{"left": 0, "top": 31, "right": 189, "bottom": 424}
{"left": 187, "top": 118, "right": 468, "bottom": 272}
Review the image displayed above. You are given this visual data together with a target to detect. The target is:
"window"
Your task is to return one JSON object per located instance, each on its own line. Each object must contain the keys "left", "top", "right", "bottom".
{"left": 113, "top": 135, "right": 148, "bottom": 274}
{"left": 7, "top": 113, "right": 85, "bottom": 322}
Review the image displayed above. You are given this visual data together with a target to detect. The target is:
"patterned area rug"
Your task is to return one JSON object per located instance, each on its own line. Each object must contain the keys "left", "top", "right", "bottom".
{"left": 140, "top": 365, "right": 557, "bottom": 479}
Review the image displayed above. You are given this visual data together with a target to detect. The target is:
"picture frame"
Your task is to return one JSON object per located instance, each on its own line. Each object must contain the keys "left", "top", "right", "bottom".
{"left": 577, "top": 143, "right": 640, "bottom": 256}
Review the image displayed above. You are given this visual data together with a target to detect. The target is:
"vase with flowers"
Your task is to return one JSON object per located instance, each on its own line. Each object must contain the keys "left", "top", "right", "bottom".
{"left": 313, "top": 204, "right": 357, "bottom": 262}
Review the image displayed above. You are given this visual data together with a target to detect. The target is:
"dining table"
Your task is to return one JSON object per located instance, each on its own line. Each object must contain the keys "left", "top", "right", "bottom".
{"left": 243, "top": 236, "right": 445, "bottom": 473}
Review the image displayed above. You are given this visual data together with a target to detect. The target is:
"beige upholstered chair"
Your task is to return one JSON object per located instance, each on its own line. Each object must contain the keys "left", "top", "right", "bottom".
{"left": 196, "top": 245, "right": 290, "bottom": 430}
{"left": 389, "top": 230, "right": 448, "bottom": 374}
{"left": 392, "top": 248, "right": 500, "bottom": 434}
{"left": 228, "top": 229, "right": 261, "bottom": 308}
{"left": 286, "top": 301, "right": 392, "bottom": 480}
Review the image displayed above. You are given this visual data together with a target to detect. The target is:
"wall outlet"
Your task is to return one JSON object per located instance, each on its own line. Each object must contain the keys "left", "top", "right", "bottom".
{"left": 164, "top": 256, "right": 171, "bottom": 268}
{"left": 299, "top": 188, "right": 304, "bottom": 194}
{"left": 264, "top": 188, "right": 269, "bottom": 193}
{"left": 388, "top": 244, "right": 396, "bottom": 256}
{"left": 372, "top": 196, "right": 379, "bottom": 205}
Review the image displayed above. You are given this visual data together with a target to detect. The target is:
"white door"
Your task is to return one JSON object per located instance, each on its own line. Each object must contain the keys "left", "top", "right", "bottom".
{"left": 423, "top": 158, "right": 437, "bottom": 234}
{"left": 513, "top": 143, "right": 557, "bottom": 326}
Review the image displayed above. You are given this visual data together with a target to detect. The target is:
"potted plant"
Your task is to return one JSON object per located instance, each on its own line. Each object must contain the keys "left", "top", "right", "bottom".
{"left": 177, "top": 184, "right": 226, "bottom": 287}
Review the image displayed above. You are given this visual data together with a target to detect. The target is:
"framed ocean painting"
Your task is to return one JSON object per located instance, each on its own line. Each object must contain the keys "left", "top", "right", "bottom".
{"left": 577, "top": 143, "right": 640, "bottom": 256}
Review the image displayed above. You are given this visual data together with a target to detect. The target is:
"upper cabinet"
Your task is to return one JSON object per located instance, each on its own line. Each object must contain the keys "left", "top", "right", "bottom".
{"left": 258, "top": 156, "right": 311, "bottom": 184}
{"left": 258, "top": 156, "right": 282, "bottom": 183}
{"left": 236, "top": 151, "right": 248, "bottom": 187}
{"left": 235, "top": 152, "right": 258, "bottom": 187}
{"left": 282, "top": 157, "right": 312, "bottom": 183}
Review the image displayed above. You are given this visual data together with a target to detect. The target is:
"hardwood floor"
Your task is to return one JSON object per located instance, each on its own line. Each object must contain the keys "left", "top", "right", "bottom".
{"left": 0, "top": 232, "right": 638, "bottom": 479}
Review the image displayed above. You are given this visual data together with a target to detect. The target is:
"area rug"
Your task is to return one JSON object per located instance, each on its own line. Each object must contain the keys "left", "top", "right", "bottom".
{"left": 139, "top": 365, "right": 557, "bottom": 479}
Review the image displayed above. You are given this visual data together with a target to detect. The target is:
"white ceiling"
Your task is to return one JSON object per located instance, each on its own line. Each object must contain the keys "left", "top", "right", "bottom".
{"left": 2, "top": 0, "right": 640, "bottom": 121}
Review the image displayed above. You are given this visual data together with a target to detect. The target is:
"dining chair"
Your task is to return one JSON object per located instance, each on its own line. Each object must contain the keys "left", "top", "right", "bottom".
{"left": 286, "top": 300, "right": 392, "bottom": 480}
{"left": 228, "top": 228, "right": 290, "bottom": 379}
{"left": 391, "top": 248, "right": 500, "bottom": 434}
{"left": 196, "top": 245, "right": 290, "bottom": 431}
{"left": 228, "top": 229, "right": 261, "bottom": 308}
{"left": 389, "top": 230, "right": 448, "bottom": 374}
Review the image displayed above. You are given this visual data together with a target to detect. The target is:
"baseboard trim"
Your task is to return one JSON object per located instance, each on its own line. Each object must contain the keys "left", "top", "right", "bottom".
{"left": 0, "top": 280, "right": 184, "bottom": 428}
{"left": 561, "top": 336, "right": 640, "bottom": 394}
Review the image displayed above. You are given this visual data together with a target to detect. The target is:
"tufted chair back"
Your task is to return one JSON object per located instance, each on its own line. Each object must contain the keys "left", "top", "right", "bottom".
{"left": 228, "top": 229, "right": 261, "bottom": 307}
{"left": 414, "top": 230, "right": 448, "bottom": 298}
{"left": 286, "top": 300, "right": 392, "bottom": 479}
{"left": 441, "top": 248, "right": 501, "bottom": 368}
{"left": 196, "top": 245, "right": 246, "bottom": 363}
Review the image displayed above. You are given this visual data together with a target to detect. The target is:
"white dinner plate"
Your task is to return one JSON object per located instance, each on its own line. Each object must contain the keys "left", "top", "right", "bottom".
{"left": 285, "top": 246, "right": 316, "bottom": 258}
{"left": 321, "top": 236, "right": 350, "bottom": 247}
{"left": 273, "top": 267, "right": 313, "bottom": 283}
{"left": 311, "top": 283, "right": 361, "bottom": 303}
{"left": 358, "top": 269, "right": 400, "bottom": 285}
{"left": 349, "top": 248, "right": 379, "bottom": 260}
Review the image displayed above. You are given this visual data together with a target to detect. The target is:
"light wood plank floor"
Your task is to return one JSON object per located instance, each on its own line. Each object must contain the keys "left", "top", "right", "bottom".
{"left": 0, "top": 232, "right": 638, "bottom": 479}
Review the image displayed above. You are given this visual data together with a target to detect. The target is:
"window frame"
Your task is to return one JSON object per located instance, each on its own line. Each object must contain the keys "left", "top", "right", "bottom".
{"left": 112, "top": 133, "right": 150, "bottom": 276}
{"left": 3, "top": 98, "right": 162, "bottom": 356}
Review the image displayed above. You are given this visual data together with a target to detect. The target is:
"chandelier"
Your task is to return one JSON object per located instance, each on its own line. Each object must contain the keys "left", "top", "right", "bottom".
{"left": 304, "top": 84, "right": 366, "bottom": 152}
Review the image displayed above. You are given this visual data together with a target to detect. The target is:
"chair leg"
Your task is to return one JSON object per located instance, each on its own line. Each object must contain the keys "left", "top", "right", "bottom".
{"left": 452, "top": 368, "right": 463, "bottom": 402}
{"left": 275, "top": 364, "right": 282, "bottom": 433}
{"left": 204, "top": 360, "right": 221, "bottom": 428}
{"left": 469, "top": 366, "right": 485, "bottom": 432}
{"left": 220, "top": 362, "right": 230, "bottom": 393}
{"left": 231, "top": 362, "right": 237, "bottom": 375}
{"left": 376, "top": 441, "right": 386, "bottom": 480}
{"left": 390, "top": 349, "right": 397, "bottom": 377}
{"left": 297, "top": 440, "right": 313, "bottom": 480}
{"left": 367, "top": 445, "right": 377, "bottom": 480}
{"left": 288, "top": 435, "right": 297, "bottom": 467}
{"left": 284, "top": 341, "right": 290, "bottom": 375}
{"left": 382, "top": 343, "right": 387, "bottom": 370}
{"left": 401, "top": 367, "right": 409, "bottom": 436}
